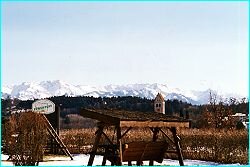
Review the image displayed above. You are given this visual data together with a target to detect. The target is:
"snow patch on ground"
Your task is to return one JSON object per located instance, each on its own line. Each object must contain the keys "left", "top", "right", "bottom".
{"left": 1, "top": 154, "right": 241, "bottom": 166}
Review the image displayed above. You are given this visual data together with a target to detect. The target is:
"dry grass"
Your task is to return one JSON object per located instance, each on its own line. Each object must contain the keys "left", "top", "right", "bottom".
{"left": 179, "top": 128, "right": 248, "bottom": 164}
{"left": 60, "top": 128, "right": 248, "bottom": 164}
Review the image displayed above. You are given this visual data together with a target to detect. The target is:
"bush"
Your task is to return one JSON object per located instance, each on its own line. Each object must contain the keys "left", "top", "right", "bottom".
{"left": 4, "top": 112, "right": 48, "bottom": 166}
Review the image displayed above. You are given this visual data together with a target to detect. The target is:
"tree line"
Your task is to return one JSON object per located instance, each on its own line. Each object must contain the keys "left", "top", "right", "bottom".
{"left": 2, "top": 95, "right": 191, "bottom": 117}
{"left": 2, "top": 94, "right": 248, "bottom": 129}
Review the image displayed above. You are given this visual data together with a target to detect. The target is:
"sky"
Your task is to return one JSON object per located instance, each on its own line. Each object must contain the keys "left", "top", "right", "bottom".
{"left": 2, "top": 2, "right": 248, "bottom": 96}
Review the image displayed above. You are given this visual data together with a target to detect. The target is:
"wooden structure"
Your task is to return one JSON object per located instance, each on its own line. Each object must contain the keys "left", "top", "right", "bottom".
{"left": 44, "top": 106, "right": 61, "bottom": 155}
{"left": 80, "top": 108, "right": 190, "bottom": 166}
{"left": 42, "top": 115, "right": 73, "bottom": 160}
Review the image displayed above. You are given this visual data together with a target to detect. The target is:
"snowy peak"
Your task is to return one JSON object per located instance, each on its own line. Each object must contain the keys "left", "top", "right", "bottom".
{"left": 1, "top": 80, "right": 245, "bottom": 104}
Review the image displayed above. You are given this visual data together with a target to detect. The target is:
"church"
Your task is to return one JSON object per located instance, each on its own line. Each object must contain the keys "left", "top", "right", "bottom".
{"left": 154, "top": 93, "right": 165, "bottom": 114}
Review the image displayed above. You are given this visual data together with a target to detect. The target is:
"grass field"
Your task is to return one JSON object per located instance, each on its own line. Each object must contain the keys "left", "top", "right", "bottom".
{"left": 59, "top": 128, "right": 248, "bottom": 164}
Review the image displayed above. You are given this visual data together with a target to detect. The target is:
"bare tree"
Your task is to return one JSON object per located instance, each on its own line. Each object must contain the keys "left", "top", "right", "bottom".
{"left": 202, "top": 91, "right": 235, "bottom": 129}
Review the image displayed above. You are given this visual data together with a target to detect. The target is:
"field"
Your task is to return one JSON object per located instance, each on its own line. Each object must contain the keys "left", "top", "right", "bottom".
{"left": 59, "top": 128, "right": 248, "bottom": 164}
{"left": 2, "top": 112, "right": 248, "bottom": 165}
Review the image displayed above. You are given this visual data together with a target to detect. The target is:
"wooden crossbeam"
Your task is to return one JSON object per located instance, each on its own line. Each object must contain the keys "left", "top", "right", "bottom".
{"left": 121, "top": 127, "right": 133, "bottom": 139}
{"left": 101, "top": 131, "right": 114, "bottom": 146}
{"left": 158, "top": 128, "right": 175, "bottom": 145}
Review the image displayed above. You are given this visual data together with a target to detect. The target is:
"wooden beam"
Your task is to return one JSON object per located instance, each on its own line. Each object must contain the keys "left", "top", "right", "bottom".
{"left": 120, "top": 121, "right": 190, "bottom": 128}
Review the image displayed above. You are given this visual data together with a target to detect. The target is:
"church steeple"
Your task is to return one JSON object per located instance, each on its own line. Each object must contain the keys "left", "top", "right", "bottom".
{"left": 154, "top": 93, "right": 165, "bottom": 114}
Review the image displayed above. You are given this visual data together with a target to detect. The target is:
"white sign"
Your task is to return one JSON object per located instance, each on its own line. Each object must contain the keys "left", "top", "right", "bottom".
{"left": 32, "top": 99, "right": 55, "bottom": 114}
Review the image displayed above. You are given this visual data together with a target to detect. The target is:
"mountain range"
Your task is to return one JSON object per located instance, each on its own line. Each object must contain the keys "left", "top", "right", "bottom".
{"left": 1, "top": 80, "right": 244, "bottom": 105}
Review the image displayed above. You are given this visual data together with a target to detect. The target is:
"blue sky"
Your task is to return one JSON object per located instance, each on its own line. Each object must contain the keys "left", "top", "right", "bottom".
{"left": 2, "top": 2, "right": 248, "bottom": 96}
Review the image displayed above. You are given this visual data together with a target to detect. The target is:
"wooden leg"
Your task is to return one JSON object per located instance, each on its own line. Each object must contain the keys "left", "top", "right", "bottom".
{"left": 152, "top": 128, "right": 159, "bottom": 141}
{"left": 136, "top": 161, "right": 141, "bottom": 166}
{"left": 116, "top": 126, "right": 122, "bottom": 165}
{"left": 170, "top": 127, "right": 184, "bottom": 166}
{"left": 87, "top": 126, "right": 104, "bottom": 166}
{"left": 102, "top": 155, "right": 107, "bottom": 166}
{"left": 102, "top": 145, "right": 108, "bottom": 166}
{"left": 150, "top": 127, "right": 159, "bottom": 165}
{"left": 128, "top": 161, "right": 132, "bottom": 166}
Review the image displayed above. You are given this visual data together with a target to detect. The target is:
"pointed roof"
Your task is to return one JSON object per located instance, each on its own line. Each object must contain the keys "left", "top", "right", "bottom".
{"left": 155, "top": 93, "right": 165, "bottom": 102}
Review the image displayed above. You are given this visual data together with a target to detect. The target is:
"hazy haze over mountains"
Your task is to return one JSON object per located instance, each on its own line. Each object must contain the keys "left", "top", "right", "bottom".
{"left": 1, "top": 80, "right": 245, "bottom": 105}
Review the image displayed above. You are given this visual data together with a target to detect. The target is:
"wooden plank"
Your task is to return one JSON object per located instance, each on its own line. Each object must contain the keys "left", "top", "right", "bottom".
{"left": 124, "top": 148, "right": 145, "bottom": 152}
{"left": 122, "top": 142, "right": 146, "bottom": 162}
{"left": 143, "top": 142, "right": 168, "bottom": 163}
{"left": 122, "top": 141, "right": 168, "bottom": 163}
{"left": 80, "top": 108, "right": 120, "bottom": 125}
{"left": 146, "top": 143, "right": 167, "bottom": 149}
{"left": 120, "top": 121, "right": 190, "bottom": 128}
{"left": 125, "top": 142, "right": 147, "bottom": 148}
{"left": 123, "top": 152, "right": 144, "bottom": 159}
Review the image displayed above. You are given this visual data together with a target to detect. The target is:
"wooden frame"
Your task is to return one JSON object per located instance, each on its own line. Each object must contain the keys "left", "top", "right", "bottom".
{"left": 80, "top": 108, "right": 189, "bottom": 166}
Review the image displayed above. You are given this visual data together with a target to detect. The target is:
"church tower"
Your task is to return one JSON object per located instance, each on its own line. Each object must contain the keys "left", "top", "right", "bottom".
{"left": 154, "top": 93, "right": 165, "bottom": 114}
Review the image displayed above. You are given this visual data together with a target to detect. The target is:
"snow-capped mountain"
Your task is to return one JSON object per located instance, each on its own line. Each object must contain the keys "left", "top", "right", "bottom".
{"left": 1, "top": 80, "right": 245, "bottom": 105}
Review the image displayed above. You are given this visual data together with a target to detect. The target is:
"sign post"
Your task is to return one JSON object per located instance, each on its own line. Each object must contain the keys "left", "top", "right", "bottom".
{"left": 32, "top": 99, "right": 60, "bottom": 134}
{"left": 31, "top": 99, "right": 72, "bottom": 159}
{"left": 32, "top": 99, "right": 55, "bottom": 114}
